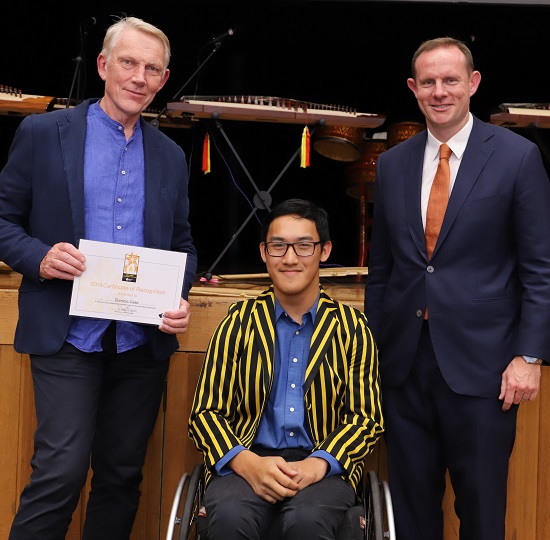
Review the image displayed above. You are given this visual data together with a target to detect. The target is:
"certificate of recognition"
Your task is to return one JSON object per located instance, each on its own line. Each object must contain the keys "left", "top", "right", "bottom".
{"left": 69, "top": 239, "right": 188, "bottom": 325}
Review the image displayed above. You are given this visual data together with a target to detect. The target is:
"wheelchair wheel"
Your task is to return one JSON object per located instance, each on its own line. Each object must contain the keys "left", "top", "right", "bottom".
{"left": 363, "top": 471, "right": 384, "bottom": 540}
{"left": 381, "top": 480, "right": 396, "bottom": 539}
{"left": 178, "top": 462, "right": 205, "bottom": 540}
{"left": 166, "top": 472, "right": 189, "bottom": 540}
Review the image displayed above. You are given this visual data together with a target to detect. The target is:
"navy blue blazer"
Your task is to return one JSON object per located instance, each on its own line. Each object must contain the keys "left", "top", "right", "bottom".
{"left": 364, "top": 117, "right": 550, "bottom": 397}
{"left": 0, "top": 99, "right": 198, "bottom": 359}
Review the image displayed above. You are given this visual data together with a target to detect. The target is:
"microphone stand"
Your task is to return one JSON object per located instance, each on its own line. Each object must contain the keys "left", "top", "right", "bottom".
{"left": 66, "top": 55, "right": 83, "bottom": 108}
{"left": 150, "top": 40, "right": 225, "bottom": 129}
{"left": 66, "top": 18, "right": 95, "bottom": 108}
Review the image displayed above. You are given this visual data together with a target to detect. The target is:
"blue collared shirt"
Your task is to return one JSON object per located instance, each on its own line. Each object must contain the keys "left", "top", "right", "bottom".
{"left": 216, "top": 297, "right": 344, "bottom": 477}
{"left": 66, "top": 101, "right": 147, "bottom": 353}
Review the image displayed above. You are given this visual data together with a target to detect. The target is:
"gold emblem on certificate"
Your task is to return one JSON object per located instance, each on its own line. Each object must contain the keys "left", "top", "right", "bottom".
{"left": 122, "top": 252, "right": 140, "bottom": 282}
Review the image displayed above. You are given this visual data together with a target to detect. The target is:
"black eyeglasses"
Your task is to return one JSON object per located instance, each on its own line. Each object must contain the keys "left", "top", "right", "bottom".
{"left": 264, "top": 241, "right": 322, "bottom": 257}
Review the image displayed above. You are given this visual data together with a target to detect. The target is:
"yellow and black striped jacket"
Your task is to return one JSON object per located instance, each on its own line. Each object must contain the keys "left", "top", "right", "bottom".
{"left": 188, "top": 285, "right": 384, "bottom": 492}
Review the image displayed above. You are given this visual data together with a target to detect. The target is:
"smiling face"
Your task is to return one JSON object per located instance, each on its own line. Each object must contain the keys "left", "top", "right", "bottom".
{"left": 260, "top": 214, "right": 332, "bottom": 313}
{"left": 407, "top": 45, "right": 481, "bottom": 142}
{"left": 97, "top": 27, "right": 169, "bottom": 132}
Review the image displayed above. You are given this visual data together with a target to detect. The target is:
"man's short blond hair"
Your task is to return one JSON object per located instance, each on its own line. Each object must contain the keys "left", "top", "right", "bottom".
{"left": 101, "top": 16, "right": 171, "bottom": 70}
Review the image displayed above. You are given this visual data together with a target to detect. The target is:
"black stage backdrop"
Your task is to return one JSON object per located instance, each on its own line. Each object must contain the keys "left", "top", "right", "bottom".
{"left": 3, "top": 1, "right": 550, "bottom": 275}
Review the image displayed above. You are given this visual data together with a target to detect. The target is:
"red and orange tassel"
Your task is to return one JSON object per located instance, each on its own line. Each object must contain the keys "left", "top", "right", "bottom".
{"left": 202, "top": 133, "right": 211, "bottom": 174}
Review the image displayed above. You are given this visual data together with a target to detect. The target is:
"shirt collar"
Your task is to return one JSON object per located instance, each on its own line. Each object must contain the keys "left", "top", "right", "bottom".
{"left": 275, "top": 295, "right": 319, "bottom": 324}
{"left": 426, "top": 112, "right": 473, "bottom": 162}
{"left": 89, "top": 100, "right": 141, "bottom": 136}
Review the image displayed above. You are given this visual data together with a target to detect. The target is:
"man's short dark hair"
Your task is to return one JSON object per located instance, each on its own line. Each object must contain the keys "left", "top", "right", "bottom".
{"left": 260, "top": 199, "right": 330, "bottom": 243}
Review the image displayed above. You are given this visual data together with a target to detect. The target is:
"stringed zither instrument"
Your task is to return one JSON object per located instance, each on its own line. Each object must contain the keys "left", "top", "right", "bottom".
{"left": 167, "top": 95, "right": 385, "bottom": 128}
{"left": 0, "top": 84, "right": 56, "bottom": 115}
{"left": 490, "top": 102, "right": 550, "bottom": 128}
{"left": 0, "top": 87, "right": 192, "bottom": 128}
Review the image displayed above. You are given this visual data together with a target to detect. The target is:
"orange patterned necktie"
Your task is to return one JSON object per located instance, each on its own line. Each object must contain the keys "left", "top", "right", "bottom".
{"left": 425, "top": 143, "right": 452, "bottom": 259}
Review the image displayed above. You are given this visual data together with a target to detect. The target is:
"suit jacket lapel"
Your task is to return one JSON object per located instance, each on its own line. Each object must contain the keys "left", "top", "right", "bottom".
{"left": 252, "top": 288, "right": 276, "bottom": 389}
{"left": 142, "top": 120, "right": 163, "bottom": 248}
{"left": 434, "top": 118, "right": 495, "bottom": 257}
{"left": 58, "top": 101, "right": 92, "bottom": 243}
{"left": 404, "top": 132, "right": 429, "bottom": 259}
{"left": 304, "top": 288, "right": 338, "bottom": 391}
{"left": 252, "top": 287, "right": 338, "bottom": 393}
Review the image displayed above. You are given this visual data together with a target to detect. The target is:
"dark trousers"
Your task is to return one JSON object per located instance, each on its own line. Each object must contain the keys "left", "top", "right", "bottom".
{"left": 204, "top": 448, "right": 355, "bottom": 540}
{"left": 383, "top": 322, "right": 518, "bottom": 540}
{"left": 9, "top": 329, "right": 170, "bottom": 540}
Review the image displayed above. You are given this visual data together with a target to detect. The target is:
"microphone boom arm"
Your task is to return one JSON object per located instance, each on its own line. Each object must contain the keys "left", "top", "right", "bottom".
{"left": 150, "top": 41, "right": 224, "bottom": 129}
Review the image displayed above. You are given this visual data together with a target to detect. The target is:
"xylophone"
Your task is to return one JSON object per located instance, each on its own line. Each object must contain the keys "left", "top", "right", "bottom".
{"left": 167, "top": 95, "right": 385, "bottom": 128}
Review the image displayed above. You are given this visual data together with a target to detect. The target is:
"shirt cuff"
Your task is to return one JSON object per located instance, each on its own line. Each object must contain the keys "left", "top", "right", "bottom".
{"left": 309, "top": 450, "right": 344, "bottom": 476}
{"left": 215, "top": 445, "right": 246, "bottom": 476}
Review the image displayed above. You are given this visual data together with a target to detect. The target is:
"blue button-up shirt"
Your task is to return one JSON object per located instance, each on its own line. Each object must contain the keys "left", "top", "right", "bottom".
{"left": 216, "top": 297, "right": 344, "bottom": 477}
{"left": 66, "top": 101, "right": 147, "bottom": 353}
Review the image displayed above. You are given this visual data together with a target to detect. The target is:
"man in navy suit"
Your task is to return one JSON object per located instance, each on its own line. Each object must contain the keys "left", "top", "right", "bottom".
{"left": 0, "top": 17, "right": 197, "bottom": 539}
{"left": 364, "top": 37, "right": 550, "bottom": 540}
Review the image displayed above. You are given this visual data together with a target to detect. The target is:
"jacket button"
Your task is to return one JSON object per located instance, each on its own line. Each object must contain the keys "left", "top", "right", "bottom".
{"left": 427, "top": 265, "right": 434, "bottom": 273}
{"left": 416, "top": 309, "right": 423, "bottom": 317}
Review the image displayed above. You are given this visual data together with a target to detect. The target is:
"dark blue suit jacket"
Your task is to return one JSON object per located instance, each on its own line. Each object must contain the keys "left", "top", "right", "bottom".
{"left": 0, "top": 99, "right": 198, "bottom": 359}
{"left": 364, "top": 117, "right": 550, "bottom": 397}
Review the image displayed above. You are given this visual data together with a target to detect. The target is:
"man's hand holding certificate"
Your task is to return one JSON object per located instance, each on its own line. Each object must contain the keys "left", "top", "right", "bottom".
{"left": 70, "top": 240, "right": 188, "bottom": 326}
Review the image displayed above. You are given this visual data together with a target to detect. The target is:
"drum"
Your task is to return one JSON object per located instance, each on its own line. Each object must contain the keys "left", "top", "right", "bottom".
{"left": 345, "top": 140, "right": 388, "bottom": 201}
{"left": 312, "top": 125, "right": 364, "bottom": 162}
{"left": 387, "top": 121, "right": 425, "bottom": 147}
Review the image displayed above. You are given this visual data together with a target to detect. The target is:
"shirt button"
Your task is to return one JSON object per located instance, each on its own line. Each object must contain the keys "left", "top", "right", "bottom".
{"left": 289, "top": 407, "right": 295, "bottom": 412}
{"left": 295, "top": 330, "right": 300, "bottom": 335}
{"left": 290, "top": 383, "right": 296, "bottom": 389}
{"left": 416, "top": 309, "right": 423, "bottom": 317}
{"left": 121, "top": 170, "right": 126, "bottom": 175}
{"left": 117, "top": 225, "right": 122, "bottom": 230}
{"left": 293, "top": 358, "right": 298, "bottom": 363}
{"left": 118, "top": 126, "right": 123, "bottom": 131}
{"left": 427, "top": 265, "right": 434, "bottom": 273}
{"left": 289, "top": 432, "right": 294, "bottom": 437}
{"left": 117, "top": 197, "right": 122, "bottom": 203}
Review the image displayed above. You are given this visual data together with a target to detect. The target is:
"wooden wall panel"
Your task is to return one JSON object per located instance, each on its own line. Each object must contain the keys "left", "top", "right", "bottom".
{"left": 536, "top": 381, "right": 550, "bottom": 536}
{"left": 159, "top": 352, "right": 204, "bottom": 540}
{"left": 13, "top": 355, "right": 38, "bottom": 532}
{"left": 506, "top": 401, "right": 540, "bottom": 539}
{"left": 0, "top": 346, "right": 21, "bottom": 538}
{"left": 2, "top": 281, "right": 550, "bottom": 539}
{"left": 443, "top": 475, "right": 460, "bottom": 540}
{"left": 0, "top": 289, "right": 18, "bottom": 345}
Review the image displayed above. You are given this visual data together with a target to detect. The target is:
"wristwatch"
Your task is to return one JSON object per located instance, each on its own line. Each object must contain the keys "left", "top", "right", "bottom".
{"left": 523, "top": 355, "right": 543, "bottom": 365}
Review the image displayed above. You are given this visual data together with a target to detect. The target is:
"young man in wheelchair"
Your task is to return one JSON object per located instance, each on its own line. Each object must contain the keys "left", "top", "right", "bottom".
{"left": 189, "top": 199, "right": 384, "bottom": 540}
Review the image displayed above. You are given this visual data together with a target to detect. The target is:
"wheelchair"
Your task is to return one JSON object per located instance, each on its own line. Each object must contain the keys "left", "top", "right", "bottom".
{"left": 166, "top": 462, "right": 396, "bottom": 540}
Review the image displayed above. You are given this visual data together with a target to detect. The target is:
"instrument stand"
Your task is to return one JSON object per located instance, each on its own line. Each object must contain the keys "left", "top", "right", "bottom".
{"left": 203, "top": 118, "right": 323, "bottom": 281}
